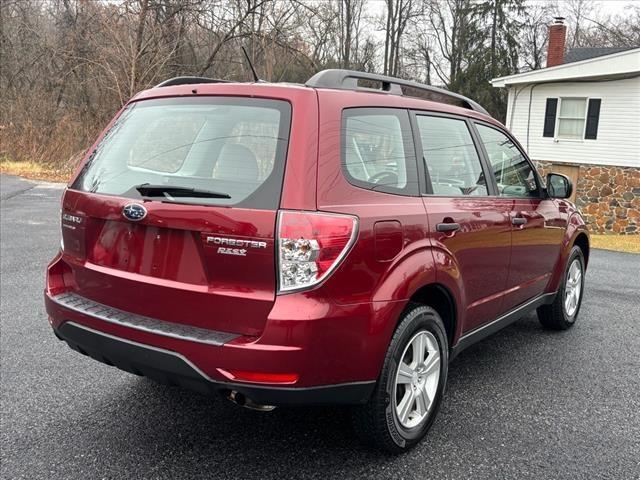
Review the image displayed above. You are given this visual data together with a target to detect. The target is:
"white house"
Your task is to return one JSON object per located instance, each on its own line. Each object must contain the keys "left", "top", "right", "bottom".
{"left": 491, "top": 19, "right": 640, "bottom": 235}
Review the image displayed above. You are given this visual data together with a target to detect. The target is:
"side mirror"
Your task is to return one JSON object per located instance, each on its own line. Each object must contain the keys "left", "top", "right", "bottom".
{"left": 546, "top": 172, "right": 573, "bottom": 199}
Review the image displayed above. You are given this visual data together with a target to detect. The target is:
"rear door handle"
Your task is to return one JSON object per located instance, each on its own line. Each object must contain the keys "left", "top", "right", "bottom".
{"left": 512, "top": 216, "right": 527, "bottom": 226}
{"left": 436, "top": 222, "right": 461, "bottom": 233}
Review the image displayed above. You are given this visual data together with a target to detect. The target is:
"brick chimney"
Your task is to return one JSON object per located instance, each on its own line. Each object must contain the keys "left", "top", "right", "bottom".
{"left": 547, "top": 17, "right": 566, "bottom": 67}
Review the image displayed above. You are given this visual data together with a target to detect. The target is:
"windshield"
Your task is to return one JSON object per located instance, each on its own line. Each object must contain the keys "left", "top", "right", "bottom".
{"left": 72, "top": 97, "right": 291, "bottom": 209}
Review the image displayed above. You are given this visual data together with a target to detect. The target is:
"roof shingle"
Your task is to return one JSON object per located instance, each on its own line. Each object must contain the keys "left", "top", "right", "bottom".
{"left": 563, "top": 47, "right": 638, "bottom": 64}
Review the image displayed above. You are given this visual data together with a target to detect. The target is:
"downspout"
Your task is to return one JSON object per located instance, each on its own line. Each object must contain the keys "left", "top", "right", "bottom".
{"left": 505, "top": 83, "right": 532, "bottom": 130}
{"left": 500, "top": 81, "right": 537, "bottom": 155}
{"left": 526, "top": 83, "right": 540, "bottom": 153}
{"left": 507, "top": 83, "right": 532, "bottom": 131}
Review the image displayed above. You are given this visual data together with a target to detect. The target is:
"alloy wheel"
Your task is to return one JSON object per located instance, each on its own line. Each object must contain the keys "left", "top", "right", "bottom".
{"left": 393, "top": 330, "right": 441, "bottom": 429}
{"left": 564, "top": 258, "right": 583, "bottom": 317}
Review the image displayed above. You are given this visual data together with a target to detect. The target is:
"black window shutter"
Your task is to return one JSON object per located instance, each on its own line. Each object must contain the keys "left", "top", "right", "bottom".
{"left": 585, "top": 99, "right": 601, "bottom": 140}
{"left": 543, "top": 98, "right": 558, "bottom": 137}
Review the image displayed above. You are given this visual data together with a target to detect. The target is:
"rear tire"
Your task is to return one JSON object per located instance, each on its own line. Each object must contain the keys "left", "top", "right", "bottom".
{"left": 351, "top": 303, "right": 448, "bottom": 453}
{"left": 537, "top": 245, "right": 585, "bottom": 330}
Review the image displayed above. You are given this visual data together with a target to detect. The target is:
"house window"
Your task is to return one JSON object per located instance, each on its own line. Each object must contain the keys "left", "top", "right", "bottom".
{"left": 543, "top": 97, "right": 602, "bottom": 140}
{"left": 556, "top": 98, "right": 587, "bottom": 139}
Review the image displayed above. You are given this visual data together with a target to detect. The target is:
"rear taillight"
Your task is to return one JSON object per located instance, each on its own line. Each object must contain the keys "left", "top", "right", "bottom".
{"left": 277, "top": 210, "right": 358, "bottom": 293}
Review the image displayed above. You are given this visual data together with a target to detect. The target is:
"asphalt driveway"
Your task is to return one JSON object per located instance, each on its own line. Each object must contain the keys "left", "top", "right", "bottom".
{"left": 1, "top": 174, "right": 639, "bottom": 479}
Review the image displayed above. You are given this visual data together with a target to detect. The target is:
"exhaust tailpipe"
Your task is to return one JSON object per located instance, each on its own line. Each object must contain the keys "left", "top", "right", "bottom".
{"left": 226, "top": 390, "right": 276, "bottom": 412}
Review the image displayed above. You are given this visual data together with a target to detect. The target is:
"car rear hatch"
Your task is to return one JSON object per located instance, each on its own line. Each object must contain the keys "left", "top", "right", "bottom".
{"left": 60, "top": 95, "right": 292, "bottom": 337}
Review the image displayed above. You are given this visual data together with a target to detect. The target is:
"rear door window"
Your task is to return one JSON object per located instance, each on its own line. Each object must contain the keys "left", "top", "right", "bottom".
{"left": 416, "top": 115, "right": 489, "bottom": 196}
{"left": 72, "top": 97, "right": 291, "bottom": 209}
{"left": 342, "top": 108, "right": 418, "bottom": 195}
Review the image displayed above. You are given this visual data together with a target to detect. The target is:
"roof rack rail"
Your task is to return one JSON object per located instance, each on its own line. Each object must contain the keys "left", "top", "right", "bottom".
{"left": 305, "top": 69, "right": 490, "bottom": 116}
{"left": 154, "top": 76, "right": 230, "bottom": 88}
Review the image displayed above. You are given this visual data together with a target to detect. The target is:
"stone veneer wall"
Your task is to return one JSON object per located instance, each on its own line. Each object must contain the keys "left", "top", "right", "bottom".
{"left": 535, "top": 161, "right": 640, "bottom": 235}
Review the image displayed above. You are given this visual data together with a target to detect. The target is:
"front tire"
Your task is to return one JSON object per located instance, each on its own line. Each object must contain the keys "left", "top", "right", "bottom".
{"left": 351, "top": 303, "right": 448, "bottom": 453}
{"left": 537, "top": 245, "right": 585, "bottom": 330}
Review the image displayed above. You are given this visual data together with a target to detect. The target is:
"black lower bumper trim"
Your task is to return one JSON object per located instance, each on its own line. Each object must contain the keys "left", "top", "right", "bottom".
{"left": 55, "top": 321, "right": 375, "bottom": 406}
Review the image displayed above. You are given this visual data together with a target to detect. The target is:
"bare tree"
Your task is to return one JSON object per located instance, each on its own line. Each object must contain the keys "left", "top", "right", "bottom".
{"left": 580, "top": 4, "right": 640, "bottom": 47}
{"left": 559, "top": 0, "right": 595, "bottom": 48}
{"left": 382, "top": 0, "right": 421, "bottom": 76}
{"left": 520, "top": 2, "right": 554, "bottom": 70}
{"left": 2, "top": 0, "right": 635, "bottom": 175}
{"left": 425, "top": 0, "right": 480, "bottom": 89}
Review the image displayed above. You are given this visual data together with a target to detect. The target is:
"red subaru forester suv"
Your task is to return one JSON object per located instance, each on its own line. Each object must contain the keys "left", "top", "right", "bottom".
{"left": 45, "top": 70, "right": 589, "bottom": 452}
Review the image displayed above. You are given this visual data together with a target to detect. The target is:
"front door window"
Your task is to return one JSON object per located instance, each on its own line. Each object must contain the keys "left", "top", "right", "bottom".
{"left": 476, "top": 124, "right": 539, "bottom": 198}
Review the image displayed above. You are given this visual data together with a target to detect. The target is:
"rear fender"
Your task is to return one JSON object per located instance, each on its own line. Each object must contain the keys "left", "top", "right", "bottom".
{"left": 429, "top": 246, "right": 466, "bottom": 343}
{"left": 371, "top": 245, "right": 465, "bottom": 344}
{"left": 371, "top": 246, "right": 437, "bottom": 303}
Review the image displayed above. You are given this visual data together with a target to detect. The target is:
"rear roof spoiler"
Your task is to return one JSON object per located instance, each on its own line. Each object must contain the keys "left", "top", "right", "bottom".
{"left": 154, "top": 76, "right": 230, "bottom": 88}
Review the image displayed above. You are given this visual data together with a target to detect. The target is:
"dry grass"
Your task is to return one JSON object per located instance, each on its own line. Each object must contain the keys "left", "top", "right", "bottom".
{"left": 591, "top": 234, "right": 640, "bottom": 254}
{"left": 0, "top": 104, "right": 98, "bottom": 185}
{"left": 0, "top": 158, "right": 72, "bottom": 183}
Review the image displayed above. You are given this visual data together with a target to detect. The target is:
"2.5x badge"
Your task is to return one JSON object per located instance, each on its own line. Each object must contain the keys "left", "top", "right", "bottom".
{"left": 206, "top": 236, "right": 267, "bottom": 257}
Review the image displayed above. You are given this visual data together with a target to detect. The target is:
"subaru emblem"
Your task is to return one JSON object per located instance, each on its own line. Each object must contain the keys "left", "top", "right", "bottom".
{"left": 122, "top": 203, "right": 147, "bottom": 222}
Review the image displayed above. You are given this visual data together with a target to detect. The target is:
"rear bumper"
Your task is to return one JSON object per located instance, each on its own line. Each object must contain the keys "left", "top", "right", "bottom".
{"left": 53, "top": 321, "right": 375, "bottom": 405}
{"left": 45, "top": 276, "right": 406, "bottom": 404}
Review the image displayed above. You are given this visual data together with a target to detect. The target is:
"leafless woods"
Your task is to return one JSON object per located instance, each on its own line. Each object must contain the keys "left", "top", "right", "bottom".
{"left": 1, "top": 0, "right": 638, "bottom": 172}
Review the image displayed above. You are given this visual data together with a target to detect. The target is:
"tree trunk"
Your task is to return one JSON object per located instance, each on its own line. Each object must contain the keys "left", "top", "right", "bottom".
{"left": 130, "top": 0, "right": 149, "bottom": 96}
{"left": 384, "top": 0, "right": 392, "bottom": 75}
{"left": 344, "top": 0, "right": 352, "bottom": 68}
{"left": 490, "top": 0, "right": 498, "bottom": 79}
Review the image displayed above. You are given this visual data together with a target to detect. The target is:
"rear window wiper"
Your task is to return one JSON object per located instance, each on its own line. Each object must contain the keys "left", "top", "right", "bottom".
{"left": 134, "top": 183, "right": 231, "bottom": 199}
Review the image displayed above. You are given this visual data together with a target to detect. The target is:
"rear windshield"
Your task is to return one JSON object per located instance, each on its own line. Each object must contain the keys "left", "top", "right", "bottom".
{"left": 72, "top": 97, "right": 291, "bottom": 209}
